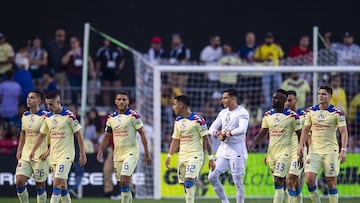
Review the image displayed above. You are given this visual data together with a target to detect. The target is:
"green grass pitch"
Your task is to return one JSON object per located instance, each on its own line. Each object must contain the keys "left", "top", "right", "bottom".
{"left": 1, "top": 197, "right": 360, "bottom": 203}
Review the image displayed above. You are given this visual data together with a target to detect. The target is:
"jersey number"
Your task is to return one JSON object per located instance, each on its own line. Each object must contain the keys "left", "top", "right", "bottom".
{"left": 124, "top": 162, "right": 129, "bottom": 170}
{"left": 59, "top": 164, "right": 65, "bottom": 173}
{"left": 35, "top": 169, "right": 45, "bottom": 177}
{"left": 187, "top": 165, "right": 196, "bottom": 173}
{"left": 276, "top": 163, "right": 285, "bottom": 172}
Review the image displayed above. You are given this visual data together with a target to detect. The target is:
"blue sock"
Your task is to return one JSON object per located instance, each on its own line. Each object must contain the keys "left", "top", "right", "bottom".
{"left": 121, "top": 185, "right": 131, "bottom": 192}
{"left": 61, "top": 189, "right": 69, "bottom": 196}
{"left": 329, "top": 188, "right": 338, "bottom": 195}
{"left": 308, "top": 185, "right": 317, "bottom": 192}
{"left": 16, "top": 186, "right": 26, "bottom": 193}
{"left": 295, "top": 188, "right": 301, "bottom": 196}
{"left": 37, "top": 188, "right": 46, "bottom": 195}
{"left": 287, "top": 189, "right": 296, "bottom": 196}
{"left": 275, "top": 185, "right": 284, "bottom": 190}
{"left": 53, "top": 188, "right": 61, "bottom": 196}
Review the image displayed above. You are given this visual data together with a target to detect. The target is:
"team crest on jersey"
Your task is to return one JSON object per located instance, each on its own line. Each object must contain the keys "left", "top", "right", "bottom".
{"left": 225, "top": 113, "right": 231, "bottom": 125}
{"left": 52, "top": 118, "right": 58, "bottom": 126}
{"left": 274, "top": 114, "right": 280, "bottom": 123}
{"left": 180, "top": 122, "right": 186, "bottom": 130}
{"left": 318, "top": 113, "right": 325, "bottom": 121}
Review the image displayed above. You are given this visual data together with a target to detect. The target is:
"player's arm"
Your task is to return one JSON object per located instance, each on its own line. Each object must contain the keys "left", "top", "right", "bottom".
{"left": 16, "top": 131, "right": 25, "bottom": 160}
{"left": 208, "top": 112, "right": 222, "bottom": 136}
{"left": 228, "top": 112, "right": 249, "bottom": 136}
{"left": 137, "top": 127, "right": 152, "bottom": 165}
{"left": 297, "top": 124, "right": 311, "bottom": 157}
{"left": 338, "top": 126, "right": 348, "bottom": 163}
{"left": 248, "top": 128, "right": 269, "bottom": 152}
{"left": 75, "top": 130, "right": 87, "bottom": 166}
{"left": 97, "top": 130, "right": 111, "bottom": 162}
{"left": 29, "top": 133, "right": 47, "bottom": 160}
{"left": 165, "top": 138, "right": 180, "bottom": 169}
{"left": 203, "top": 135, "right": 216, "bottom": 171}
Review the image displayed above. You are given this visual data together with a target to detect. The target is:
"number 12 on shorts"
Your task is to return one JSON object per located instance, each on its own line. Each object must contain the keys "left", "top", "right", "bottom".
{"left": 186, "top": 165, "right": 195, "bottom": 173}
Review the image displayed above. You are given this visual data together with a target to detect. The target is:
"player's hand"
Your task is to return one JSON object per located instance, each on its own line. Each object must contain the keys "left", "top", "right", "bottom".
{"left": 39, "top": 149, "right": 50, "bottom": 161}
{"left": 29, "top": 151, "right": 35, "bottom": 161}
{"left": 339, "top": 150, "right": 346, "bottom": 164}
{"left": 165, "top": 157, "right": 171, "bottom": 169}
{"left": 213, "top": 130, "right": 221, "bottom": 137}
{"left": 144, "top": 151, "right": 152, "bottom": 165}
{"left": 79, "top": 152, "right": 87, "bottom": 166}
{"left": 208, "top": 160, "right": 216, "bottom": 171}
{"left": 297, "top": 145, "right": 304, "bottom": 158}
{"left": 297, "top": 157, "right": 304, "bottom": 169}
{"left": 96, "top": 150, "right": 103, "bottom": 162}
{"left": 248, "top": 143, "right": 256, "bottom": 152}
{"left": 16, "top": 150, "right": 22, "bottom": 160}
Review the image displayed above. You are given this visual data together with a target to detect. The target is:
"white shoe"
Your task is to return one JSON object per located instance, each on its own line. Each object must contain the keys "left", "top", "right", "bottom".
{"left": 110, "top": 194, "right": 121, "bottom": 200}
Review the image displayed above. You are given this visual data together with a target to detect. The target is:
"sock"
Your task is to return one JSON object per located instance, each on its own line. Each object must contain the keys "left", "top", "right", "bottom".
{"left": 184, "top": 180, "right": 195, "bottom": 203}
{"left": 273, "top": 186, "right": 284, "bottom": 203}
{"left": 328, "top": 188, "right": 338, "bottom": 203}
{"left": 37, "top": 188, "right": 47, "bottom": 203}
{"left": 287, "top": 189, "right": 297, "bottom": 203}
{"left": 16, "top": 186, "right": 29, "bottom": 203}
{"left": 308, "top": 186, "right": 321, "bottom": 203}
{"left": 61, "top": 189, "right": 71, "bottom": 203}
{"left": 208, "top": 170, "right": 230, "bottom": 203}
{"left": 296, "top": 193, "right": 303, "bottom": 203}
{"left": 50, "top": 188, "right": 61, "bottom": 203}
{"left": 232, "top": 175, "right": 245, "bottom": 203}
{"left": 121, "top": 185, "right": 132, "bottom": 203}
{"left": 283, "top": 189, "right": 293, "bottom": 203}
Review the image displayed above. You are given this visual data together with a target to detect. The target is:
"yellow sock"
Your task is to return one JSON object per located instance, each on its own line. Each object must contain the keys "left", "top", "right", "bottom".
{"left": 50, "top": 194, "right": 61, "bottom": 203}
{"left": 274, "top": 188, "right": 284, "bottom": 203}
{"left": 61, "top": 193, "right": 71, "bottom": 203}
{"left": 17, "top": 188, "right": 29, "bottom": 203}
{"left": 283, "top": 189, "right": 289, "bottom": 203}
{"left": 37, "top": 191, "right": 47, "bottom": 203}
{"left": 185, "top": 186, "right": 195, "bottom": 203}
{"left": 295, "top": 193, "right": 303, "bottom": 203}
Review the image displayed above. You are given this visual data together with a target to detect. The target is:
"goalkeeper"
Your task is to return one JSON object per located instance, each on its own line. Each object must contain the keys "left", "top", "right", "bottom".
{"left": 208, "top": 89, "right": 249, "bottom": 203}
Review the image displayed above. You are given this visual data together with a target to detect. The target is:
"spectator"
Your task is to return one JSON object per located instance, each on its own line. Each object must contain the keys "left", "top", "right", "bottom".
{"left": 281, "top": 72, "right": 310, "bottom": 110}
{"left": 43, "top": 71, "right": 58, "bottom": 94}
{"left": 325, "top": 32, "right": 360, "bottom": 66}
{"left": 0, "top": 32, "right": 15, "bottom": 78}
{"left": 0, "top": 70, "right": 22, "bottom": 126}
{"left": 148, "top": 36, "right": 166, "bottom": 63}
{"left": 0, "top": 124, "right": 18, "bottom": 154}
{"left": 28, "top": 36, "right": 48, "bottom": 88}
{"left": 46, "top": 29, "right": 69, "bottom": 88}
{"left": 253, "top": 32, "right": 284, "bottom": 110}
{"left": 330, "top": 73, "right": 347, "bottom": 114}
{"left": 62, "top": 36, "right": 96, "bottom": 105}
{"left": 348, "top": 91, "right": 360, "bottom": 126}
{"left": 200, "top": 35, "right": 222, "bottom": 87}
{"left": 14, "top": 43, "right": 34, "bottom": 106}
{"left": 168, "top": 33, "right": 191, "bottom": 65}
{"left": 239, "top": 32, "right": 258, "bottom": 63}
{"left": 218, "top": 44, "right": 241, "bottom": 88}
{"left": 288, "top": 35, "right": 312, "bottom": 58}
{"left": 96, "top": 39, "right": 125, "bottom": 106}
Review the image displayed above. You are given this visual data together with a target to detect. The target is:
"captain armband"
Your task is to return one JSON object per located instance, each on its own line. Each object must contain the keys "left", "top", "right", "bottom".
{"left": 105, "top": 126, "right": 113, "bottom": 133}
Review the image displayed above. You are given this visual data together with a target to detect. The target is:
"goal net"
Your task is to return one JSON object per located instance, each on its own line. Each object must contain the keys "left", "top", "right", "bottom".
{"left": 134, "top": 51, "right": 360, "bottom": 199}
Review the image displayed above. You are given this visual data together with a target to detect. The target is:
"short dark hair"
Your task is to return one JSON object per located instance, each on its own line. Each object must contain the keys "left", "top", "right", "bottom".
{"left": 276, "top": 89, "right": 288, "bottom": 97}
{"left": 223, "top": 88, "right": 238, "bottom": 98}
{"left": 29, "top": 90, "right": 44, "bottom": 100}
{"left": 319, "top": 85, "right": 333, "bottom": 95}
{"left": 115, "top": 91, "right": 129, "bottom": 98}
{"left": 174, "top": 95, "right": 191, "bottom": 107}
{"left": 45, "top": 90, "right": 60, "bottom": 100}
{"left": 287, "top": 90, "right": 297, "bottom": 97}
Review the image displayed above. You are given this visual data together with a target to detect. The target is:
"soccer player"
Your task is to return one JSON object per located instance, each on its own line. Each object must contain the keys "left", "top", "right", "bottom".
{"left": 30, "top": 90, "right": 87, "bottom": 203}
{"left": 249, "top": 89, "right": 302, "bottom": 203}
{"left": 15, "top": 91, "right": 49, "bottom": 203}
{"left": 165, "top": 95, "right": 216, "bottom": 203}
{"left": 207, "top": 88, "right": 249, "bottom": 203}
{"left": 97, "top": 91, "right": 152, "bottom": 203}
{"left": 297, "top": 85, "right": 348, "bottom": 203}
{"left": 285, "top": 90, "right": 306, "bottom": 203}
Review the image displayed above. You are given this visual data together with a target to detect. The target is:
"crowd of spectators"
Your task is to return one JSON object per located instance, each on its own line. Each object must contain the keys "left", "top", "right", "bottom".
{"left": 0, "top": 28, "right": 360, "bottom": 154}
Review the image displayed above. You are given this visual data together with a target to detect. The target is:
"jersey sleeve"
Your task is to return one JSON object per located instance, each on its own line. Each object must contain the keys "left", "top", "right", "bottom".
{"left": 40, "top": 120, "right": 49, "bottom": 135}
{"left": 261, "top": 115, "right": 269, "bottom": 129}
{"left": 132, "top": 115, "right": 144, "bottom": 130}
{"left": 21, "top": 115, "right": 26, "bottom": 132}
{"left": 69, "top": 117, "right": 82, "bottom": 133}
{"left": 304, "top": 109, "right": 312, "bottom": 126}
{"left": 208, "top": 111, "right": 222, "bottom": 135}
{"left": 337, "top": 112, "right": 347, "bottom": 127}
{"left": 293, "top": 116, "right": 302, "bottom": 132}
{"left": 196, "top": 117, "right": 209, "bottom": 137}
{"left": 105, "top": 117, "right": 112, "bottom": 133}
{"left": 172, "top": 121, "right": 181, "bottom": 139}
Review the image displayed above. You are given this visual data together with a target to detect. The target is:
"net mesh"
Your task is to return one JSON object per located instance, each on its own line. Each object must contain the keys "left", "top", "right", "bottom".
{"left": 134, "top": 47, "right": 360, "bottom": 198}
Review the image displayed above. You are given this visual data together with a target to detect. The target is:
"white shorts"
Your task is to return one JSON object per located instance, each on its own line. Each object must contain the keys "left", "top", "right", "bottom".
{"left": 214, "top": 156, "right": 246, "bottom": 176}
